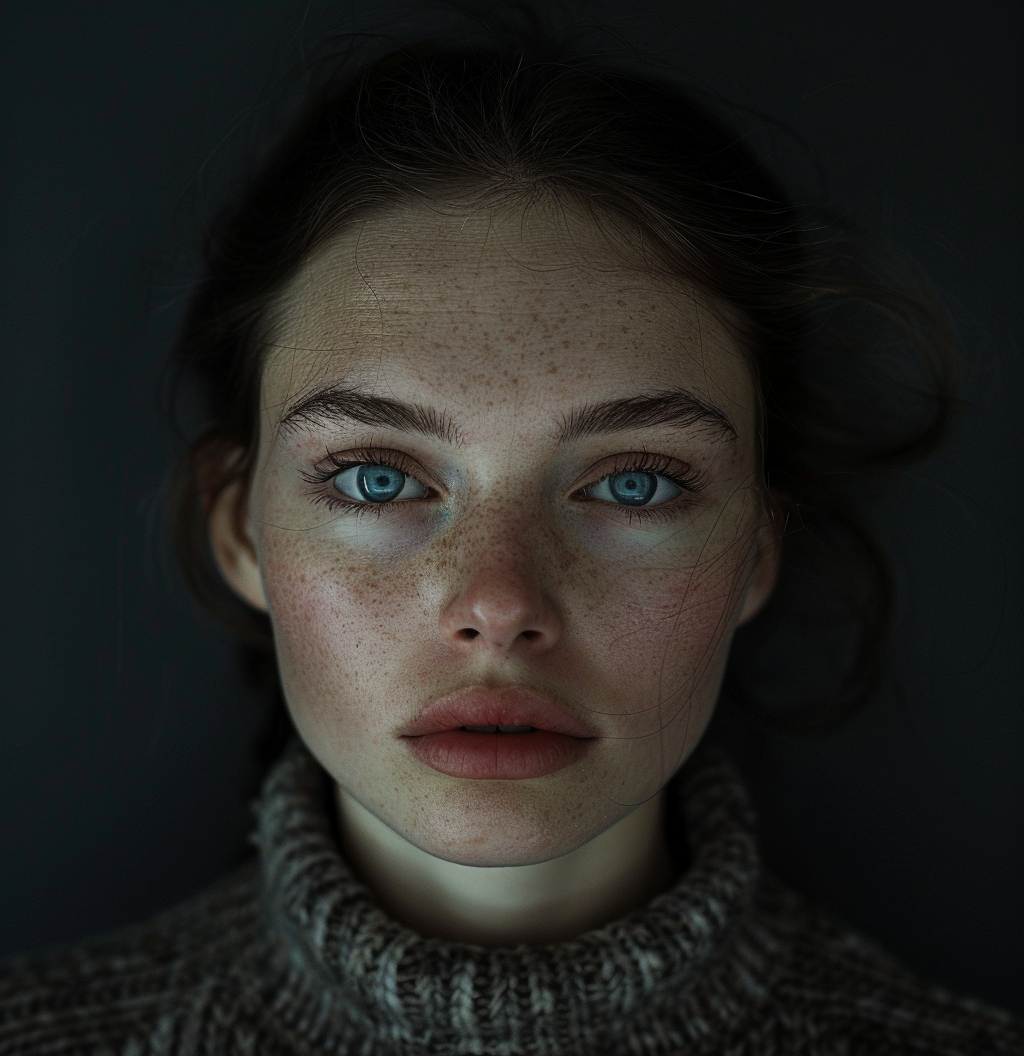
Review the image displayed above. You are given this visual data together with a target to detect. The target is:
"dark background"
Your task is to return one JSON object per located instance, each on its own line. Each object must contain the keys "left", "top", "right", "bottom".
{"left": 1, "top": 0, "right": 1021, "bottom": 1014}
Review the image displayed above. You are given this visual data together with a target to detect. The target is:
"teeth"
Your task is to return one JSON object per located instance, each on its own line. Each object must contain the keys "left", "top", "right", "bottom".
{"left": 461, "top": 725, "right": 535, "bottom": 733}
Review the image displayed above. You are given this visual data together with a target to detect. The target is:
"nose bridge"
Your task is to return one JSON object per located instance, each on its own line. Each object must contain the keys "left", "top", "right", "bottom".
{"left": 453, "top": 495, "right": 555, "bottom": 610}
{"left": 459, "top": 495, "right": 543, "bottom": 570}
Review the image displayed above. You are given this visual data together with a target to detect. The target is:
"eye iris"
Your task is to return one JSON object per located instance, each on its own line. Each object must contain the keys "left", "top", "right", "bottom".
{"left": 355, "top": 464, "right": 405, "bottom": 502}
{"left": 608, "top": 471, "right": 657, "bottom": 506}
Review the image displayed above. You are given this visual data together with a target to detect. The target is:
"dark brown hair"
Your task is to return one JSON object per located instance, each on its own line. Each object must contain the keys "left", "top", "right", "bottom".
{"left": 165, "top": 17, "right": 959, "bottom": 763}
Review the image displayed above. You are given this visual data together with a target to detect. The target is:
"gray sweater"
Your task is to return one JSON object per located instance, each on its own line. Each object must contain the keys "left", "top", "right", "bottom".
{"left": 1, "top": 742, "right": 1020, "bottom": 1055}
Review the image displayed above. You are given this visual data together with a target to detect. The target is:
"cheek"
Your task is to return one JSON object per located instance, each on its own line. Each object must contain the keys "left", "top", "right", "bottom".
{"left": 550, "top": 556, "right": 744, "bottom": 797}
{"left": 256, "top": 528, "right": 428, "bottom": 730}
{"left": 582, "top": 564, "right": 740, "bottom": 693}
{"left": 572, "top": 509, "right": 755, "bottom": 717}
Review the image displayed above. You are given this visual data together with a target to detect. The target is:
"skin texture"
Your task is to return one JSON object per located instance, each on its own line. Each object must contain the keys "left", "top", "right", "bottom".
{"left": 210, "top": 197, "right": 780, "bottom": 946}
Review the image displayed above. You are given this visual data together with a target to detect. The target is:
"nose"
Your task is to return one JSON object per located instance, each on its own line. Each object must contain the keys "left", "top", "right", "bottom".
{"left": 437, "top": 527, "right": 563, "bottom": 657}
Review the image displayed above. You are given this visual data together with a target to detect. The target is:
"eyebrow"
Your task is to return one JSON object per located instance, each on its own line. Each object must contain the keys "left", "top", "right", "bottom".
{"left": 277, "top": 384, "right": 736, "bottom": 445}
{"left": 557, "top": 388, "right": 737, "bottom": 445}
{"left": 279, "top": 386, "right": 463, "bottom": 445}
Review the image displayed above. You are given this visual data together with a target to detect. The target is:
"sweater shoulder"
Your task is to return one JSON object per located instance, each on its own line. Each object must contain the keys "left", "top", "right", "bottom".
{"left": 758, "top": 878, "right": 1024, "bottom": 1055}
{"left": 0, "top": 862, "right": 266, "bottom": 1055}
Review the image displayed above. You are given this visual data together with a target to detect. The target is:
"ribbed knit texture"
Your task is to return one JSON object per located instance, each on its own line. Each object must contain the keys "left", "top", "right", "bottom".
{"left": 1, "top": 740, "right": 1020, "bottom": 1055}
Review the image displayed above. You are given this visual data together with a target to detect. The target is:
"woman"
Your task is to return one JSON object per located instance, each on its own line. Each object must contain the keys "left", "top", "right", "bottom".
{"left": 1, "top": 16, "right": 1020, "bottom": 1055}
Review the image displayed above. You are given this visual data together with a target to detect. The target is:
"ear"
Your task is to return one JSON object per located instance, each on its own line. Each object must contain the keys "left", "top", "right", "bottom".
{"left": 735, "top": 496, "right": 783, "bottom": 628}
{"left": 208, "top": 475, "right": 269, "bottom": 613}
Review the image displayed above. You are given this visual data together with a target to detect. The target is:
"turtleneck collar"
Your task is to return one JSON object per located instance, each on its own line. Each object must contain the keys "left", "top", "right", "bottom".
{"left": 253, "top": 740, "right": 788, "bottom": 1055}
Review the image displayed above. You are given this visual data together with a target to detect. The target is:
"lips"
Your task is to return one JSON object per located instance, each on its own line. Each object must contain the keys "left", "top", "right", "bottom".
{"left": 401, "top": 686, "right": 598, "bottom": 780}
{"left": 399, "top": 686, "right": 598, "bottom": 739}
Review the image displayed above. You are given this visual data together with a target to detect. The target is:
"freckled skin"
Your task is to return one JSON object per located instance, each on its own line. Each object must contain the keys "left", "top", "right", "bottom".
{"left": 218, "top": 198, "right": 779, "bottom": 940}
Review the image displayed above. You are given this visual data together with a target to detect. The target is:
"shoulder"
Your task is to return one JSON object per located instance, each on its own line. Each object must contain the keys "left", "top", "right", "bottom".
{"left": 0, "top": 862, "right": 278, "bottom": 1056}
{"left": 758, "top": 878, "right": 1024, "bottom": 1055}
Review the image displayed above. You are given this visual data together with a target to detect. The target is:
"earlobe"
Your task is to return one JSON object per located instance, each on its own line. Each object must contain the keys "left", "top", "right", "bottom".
{"left": 208, "top": 478, "right": 269, "bottom": 613}
{"left": 735, "top": 519, "right": 782, "bottom": 628}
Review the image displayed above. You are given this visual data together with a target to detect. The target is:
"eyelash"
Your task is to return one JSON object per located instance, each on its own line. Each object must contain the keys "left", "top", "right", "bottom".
{"left": 299, "top": 448, "right": 420, "bottom": 522}
{"left": 299, "top": 446, "right": 707, "bottom": 524}
{"left": 581, "top": 451, "right": 707, "bottom": 524}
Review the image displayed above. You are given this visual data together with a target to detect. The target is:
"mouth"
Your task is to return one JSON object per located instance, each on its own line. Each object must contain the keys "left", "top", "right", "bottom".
{"left": 460, "top": 724, "right": 535, "bottom": 733}
{"left": 401, "top": 687, "right": 597, "bottom": 780}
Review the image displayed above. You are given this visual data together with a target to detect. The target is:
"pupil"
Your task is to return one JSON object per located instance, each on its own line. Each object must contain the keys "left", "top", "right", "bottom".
{"left": 357, "top": 464, "right": 405, "bottom": 502}
{"left": 608, "top": 471, "right": 657, "bottom": 506}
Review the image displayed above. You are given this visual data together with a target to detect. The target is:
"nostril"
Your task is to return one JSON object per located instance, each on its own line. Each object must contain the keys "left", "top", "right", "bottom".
{"left": 460, "top": 628, "right": 480, "bottom": 640}
{"left": 521, "top": 630, "right": 540, "bottom": 641}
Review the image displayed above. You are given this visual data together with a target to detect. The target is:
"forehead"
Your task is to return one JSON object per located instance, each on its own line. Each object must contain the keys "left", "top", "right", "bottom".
{"left": 262, "top": 199, "right": 756, "bottom": 433}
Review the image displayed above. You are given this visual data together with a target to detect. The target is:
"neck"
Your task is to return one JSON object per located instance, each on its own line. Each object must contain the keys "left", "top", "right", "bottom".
{"left": 333, "top": 785, "right": 682, "bottom": 947}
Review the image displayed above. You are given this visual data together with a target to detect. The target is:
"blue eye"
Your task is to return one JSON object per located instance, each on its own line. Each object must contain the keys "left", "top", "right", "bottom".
{"left": 332, "top": 463, "right": 429, "bottom": 504}
{"left": 607, "top": 471, "right": 656, "bottom": 506}
{"left": 586, "top": 470, "right": 682, "bottom": 508}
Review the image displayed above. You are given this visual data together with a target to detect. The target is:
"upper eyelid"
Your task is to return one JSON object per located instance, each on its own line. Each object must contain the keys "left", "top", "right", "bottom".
{"left": 312, "top": 448, "right": 684, "bottom": 474}
{"left": 575, "top": 451, "right": 704, "bottom": 489}
{"left": 314, "top": 447, "right": 425, "bottom": 476}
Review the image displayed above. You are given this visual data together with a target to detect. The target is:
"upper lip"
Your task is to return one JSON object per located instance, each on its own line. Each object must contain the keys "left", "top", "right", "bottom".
{"left": 400, "top": 686, "right": 599, "bottom": 739}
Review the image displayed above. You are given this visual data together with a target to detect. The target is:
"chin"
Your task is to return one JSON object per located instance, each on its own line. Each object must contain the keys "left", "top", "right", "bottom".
{"left": 418, "top": 838, "right": 574, "bottom": 870}
{"left": 405, "top": 795, "right": 593, "bottom": 868}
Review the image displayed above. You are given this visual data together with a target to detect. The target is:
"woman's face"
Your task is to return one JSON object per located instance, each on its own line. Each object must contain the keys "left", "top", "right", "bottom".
{"left": 215, "top": 199, "right": 779, "bottom": 867}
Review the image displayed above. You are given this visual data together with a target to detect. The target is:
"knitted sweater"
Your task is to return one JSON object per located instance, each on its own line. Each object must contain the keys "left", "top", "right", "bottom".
{"left": 1, "top": 742, "right": 1020, "bottom": 1056}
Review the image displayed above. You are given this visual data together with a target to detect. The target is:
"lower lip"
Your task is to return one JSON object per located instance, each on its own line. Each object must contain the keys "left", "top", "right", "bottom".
{"left": 406, "top": 729, "right": 593, "bottom": 779}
